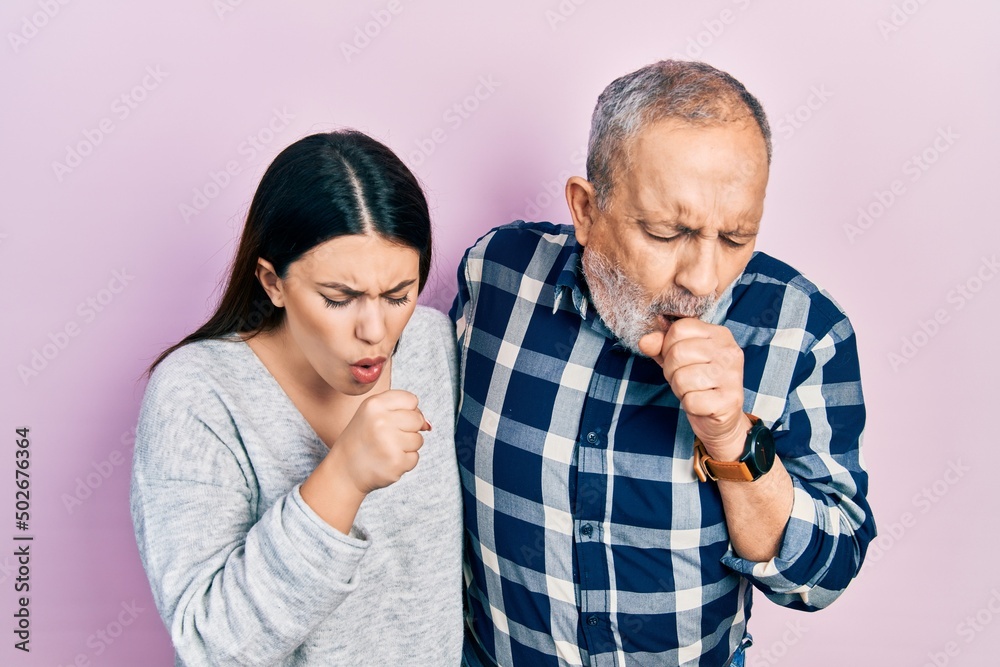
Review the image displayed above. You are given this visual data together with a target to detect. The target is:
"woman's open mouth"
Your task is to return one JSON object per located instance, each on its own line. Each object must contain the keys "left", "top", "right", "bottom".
{"left": 349, "top": 357, "right": 386, "bottom": 384}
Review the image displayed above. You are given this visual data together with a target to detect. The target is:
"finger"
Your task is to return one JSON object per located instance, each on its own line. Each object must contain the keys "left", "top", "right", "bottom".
{"left": 638, "top": 331, "right": 666, "bottom": 361}
{"left": 669, "top": 363, "right": 724, "bottom": 399}
{"left": 661, "top": 338, "right": 719, "bottom": 381}
{"left": 401, "top": 450, "right": 420, "bottom": 473}
{"left": 680, "top": 387, "right": 742, "bottom": 420}
{"left": 398, "top": 431, "right": 425, "bottom": 453}
{"left": 393, "top": 408, "right": 429, "bottom": 434}
{"left": 372, "top": 389, "right": 420, "bottom": 411}
{"left": 661, "top": 317, "right": 715, "bottom": 349}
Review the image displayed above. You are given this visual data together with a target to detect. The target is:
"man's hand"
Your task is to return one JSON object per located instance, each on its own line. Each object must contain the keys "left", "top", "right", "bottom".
{"left": 638, "top": 318, "right": 750, "bottom": 462}
{"left": 640, "top": 318, "right": 793, "bottom": 561}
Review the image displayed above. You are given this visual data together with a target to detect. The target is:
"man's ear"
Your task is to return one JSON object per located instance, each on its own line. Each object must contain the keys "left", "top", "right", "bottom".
{"left": 566, "top": 176, "right": 598, "bottom": 246}
{"left": 255, "top": 258, "right": 285, "bottom": 308}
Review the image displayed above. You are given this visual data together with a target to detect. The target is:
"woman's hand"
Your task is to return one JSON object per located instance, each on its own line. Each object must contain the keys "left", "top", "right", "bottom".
{"left": 332, "top": 389, "right": 430, "bottom": 495}
{"left": 300, "top": 389, "right": 430, "bottom": 534}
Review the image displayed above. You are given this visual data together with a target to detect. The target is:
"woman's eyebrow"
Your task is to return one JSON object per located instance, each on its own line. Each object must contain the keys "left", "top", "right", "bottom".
{"left": 382, "top": 279, "right": 417, "bottom": 294}
{"left": 318, "top": 281, "right": 364, "bottom": 297}
{"left": 317, "top": 279, "right": 416, "bottom": 296}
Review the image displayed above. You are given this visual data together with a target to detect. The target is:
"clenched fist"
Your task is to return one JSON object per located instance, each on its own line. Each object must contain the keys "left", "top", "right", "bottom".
{"left": 638, "top": 318, "right": 751, "bottom": 461}
{"left": 332, "top": 389, "right": 431, "bottom": 495}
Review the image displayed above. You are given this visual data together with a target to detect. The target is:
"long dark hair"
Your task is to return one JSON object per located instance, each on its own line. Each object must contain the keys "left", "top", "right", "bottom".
{"left": 146, "top": 130, "right": 431, "bottom": 376}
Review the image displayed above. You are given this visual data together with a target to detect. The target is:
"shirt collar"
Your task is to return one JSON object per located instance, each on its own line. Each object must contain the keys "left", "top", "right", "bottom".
{"left": 553, "top": 233, "right": 589, "bottom": 319}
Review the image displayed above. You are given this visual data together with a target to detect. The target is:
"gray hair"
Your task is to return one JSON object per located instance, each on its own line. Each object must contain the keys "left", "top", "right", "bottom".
{"left": 586, "top": 60, "right": 772, "bottom": 210}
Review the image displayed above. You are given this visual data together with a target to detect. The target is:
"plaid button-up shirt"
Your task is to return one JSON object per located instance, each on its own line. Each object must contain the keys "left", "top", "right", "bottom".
{"left": 451, "top": 221, "right": 875, "bottom": 667}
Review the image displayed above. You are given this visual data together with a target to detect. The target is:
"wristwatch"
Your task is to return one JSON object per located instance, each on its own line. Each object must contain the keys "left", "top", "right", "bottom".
{"left": 693, "top": 414, "right": 775, "bottom": 482}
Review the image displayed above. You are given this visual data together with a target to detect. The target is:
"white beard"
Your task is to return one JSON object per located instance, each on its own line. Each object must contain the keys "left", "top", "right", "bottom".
{"left": 581, "top": 247, "right": 718, "bottom": 355}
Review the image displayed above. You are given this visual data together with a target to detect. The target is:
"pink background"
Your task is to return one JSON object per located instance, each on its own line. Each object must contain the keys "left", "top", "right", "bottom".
{"left": 3, "top": 1, "right": 998, "bottom": 665}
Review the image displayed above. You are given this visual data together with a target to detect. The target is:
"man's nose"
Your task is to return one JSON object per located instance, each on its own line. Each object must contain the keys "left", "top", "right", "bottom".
{"left": 674, "top": 238, "right": 719, "bottom": 298}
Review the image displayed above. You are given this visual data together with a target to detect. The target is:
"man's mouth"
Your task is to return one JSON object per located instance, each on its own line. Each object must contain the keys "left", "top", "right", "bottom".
{"left": 657, "top": 313, "right": 685, "bottom": 329}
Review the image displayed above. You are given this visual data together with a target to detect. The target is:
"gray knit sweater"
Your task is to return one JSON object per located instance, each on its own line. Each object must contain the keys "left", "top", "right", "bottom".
{"left": 130, "top": 306, "right": 464, "bottom": 666}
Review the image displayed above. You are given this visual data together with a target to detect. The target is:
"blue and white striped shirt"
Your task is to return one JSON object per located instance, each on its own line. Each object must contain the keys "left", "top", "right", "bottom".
{"left": 450, "top": 222, "right": 875, "bottom": 667}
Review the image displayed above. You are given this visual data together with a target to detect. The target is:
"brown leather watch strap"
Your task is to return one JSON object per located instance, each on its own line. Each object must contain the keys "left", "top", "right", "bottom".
{"left": 692, "top": 415, "right": 760, "bottom": 483}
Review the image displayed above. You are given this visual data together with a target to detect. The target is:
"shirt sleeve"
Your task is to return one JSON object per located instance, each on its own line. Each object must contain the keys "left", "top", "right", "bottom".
{"left": 129, "top": 362, "right": 371, "bottom": 666}
{"left": 721, "top": 313, "right": 876, "bottom": 611}
{"left": 449, "top": 241, "right": 479, "bottom": 346}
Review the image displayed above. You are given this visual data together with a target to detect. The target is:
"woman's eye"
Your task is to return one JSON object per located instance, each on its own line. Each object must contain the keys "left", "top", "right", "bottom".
{"left": 322, "top": 294, "right": 411, "bottom": 308}
{"left": 322, "top": 296, "right": 352, "bottom": 309}
{"left": 387, "top": 294, "right": 411, "bottom": 307}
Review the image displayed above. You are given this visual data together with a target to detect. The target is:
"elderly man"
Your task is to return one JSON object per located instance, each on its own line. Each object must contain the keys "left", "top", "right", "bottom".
{"left": 451, "top": 60, "right": 875, "bottom": 667}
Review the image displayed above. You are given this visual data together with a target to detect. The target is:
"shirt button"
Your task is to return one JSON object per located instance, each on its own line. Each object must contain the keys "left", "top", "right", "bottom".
{"left": 581, "top": 523, "right": 593, "bottom": 537}
{"left": 586, "top": 616, "right": 599, "bottom": 626}
{"left": 586, "top": 431, "right": 598, "bottom": 444}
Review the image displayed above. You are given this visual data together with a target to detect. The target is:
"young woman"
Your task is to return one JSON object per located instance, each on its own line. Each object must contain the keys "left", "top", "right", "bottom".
{"left": 130, "top": 131, "right": 463, "bottom": 665}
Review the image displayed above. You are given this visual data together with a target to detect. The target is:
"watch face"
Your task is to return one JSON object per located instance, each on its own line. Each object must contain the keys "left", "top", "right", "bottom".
{"left": 754, "top": 439, "right": 775, "bottom": 472}
{"left": 751, "top": 424, "right": 776, "bottom": 474}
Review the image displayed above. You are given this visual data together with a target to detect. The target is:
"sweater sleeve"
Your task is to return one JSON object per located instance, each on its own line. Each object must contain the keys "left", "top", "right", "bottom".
{"left": 129, "top": 354, "right": 371, "bottom": 666}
